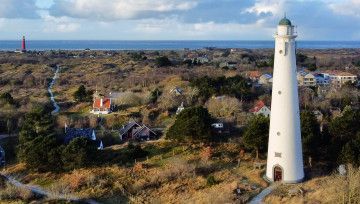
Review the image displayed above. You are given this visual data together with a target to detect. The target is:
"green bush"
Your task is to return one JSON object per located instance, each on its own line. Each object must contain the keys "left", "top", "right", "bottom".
{"left": 206, "top": 175, "right": 218, "bottom": 186}
{"left": 62, "top": 137, "right": 98, "bottom": 171}
{"left": 242, "top": 115, "right": 269, "bottom": 159}
{"left": 73, "top": 85, "right": 93, "bottom": 102}
{"left": 167, "top": 106, "right": 213, "bottom": 142}
{"left": 155, "top": 56, "right": 172, "bottom": 67}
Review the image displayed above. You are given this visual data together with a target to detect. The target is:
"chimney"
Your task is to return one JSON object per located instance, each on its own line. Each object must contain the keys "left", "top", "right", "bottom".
{"left": 100, "top": 98, "right": 103, "bottom": 107}
{"left": 22, "top": 36, "right": 26, "bottom": 52}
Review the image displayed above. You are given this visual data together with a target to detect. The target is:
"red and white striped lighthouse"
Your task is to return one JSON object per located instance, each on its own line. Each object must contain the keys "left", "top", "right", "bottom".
{"left": 21, "top": 36, "right": 26, "bottom": 52}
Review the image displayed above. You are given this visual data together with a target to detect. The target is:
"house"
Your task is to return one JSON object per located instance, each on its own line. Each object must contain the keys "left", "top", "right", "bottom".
{"left": 220, "top": 62, "right": 237, "bottom": 68}
{"left": 119, "top": 121, "right": 157, "bottom": 141}
{"left": 170, "top": 87, "right": 184, "bottom": 96}
{"left": 176, "top": 102, "right": 185, "bottom": 115}
{"left": 322, "top": 71, "right": 358, "bottom": 87}
{"left": 64, "top": 126, "right": 103, "bottom": 150}
{"left": 91, "top": 97, "right": 112, "bottom": 115}
{"left": 258, "top": 74, "right": 273, "bottom": 85}
{"left": 246, "top": 71, "right": 262, "bottom": 81}
{"left": 297, "top": 71, "right": 316, "bottom": 87}
{"left": 314, "top": 73, "right": 330, "bottom": 86}
{"left": 0, "top": 146, "right": 5, "bottom": 166}
{"left": 196, "top": 56, "right": 210, "bottom": 64}
{"left": 250, "top": 100, "right": 271, "bottom": 117}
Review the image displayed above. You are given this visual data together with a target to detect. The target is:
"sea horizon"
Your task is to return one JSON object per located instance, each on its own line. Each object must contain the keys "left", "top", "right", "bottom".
{"left": 1, "top": 40, "right": 360, "bottom": 50}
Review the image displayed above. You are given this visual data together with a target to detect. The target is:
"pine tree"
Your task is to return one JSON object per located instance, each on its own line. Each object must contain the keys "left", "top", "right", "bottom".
{"left": 243, "top": 115, "right": 269, "bottom": 159}
{"left": 167, "top": 106, "right": 213, "bottom": 142}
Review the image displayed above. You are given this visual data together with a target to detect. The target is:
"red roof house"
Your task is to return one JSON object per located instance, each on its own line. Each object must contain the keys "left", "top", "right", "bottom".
{"left": 250, "top": 100, "right": 271, "bottom": 117}
{"left": 91, "top": 98, "right": 112, "bottom": 114}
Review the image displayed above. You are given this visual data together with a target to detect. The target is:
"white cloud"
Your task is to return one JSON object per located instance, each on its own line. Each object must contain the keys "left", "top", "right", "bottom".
{"left": 50, "top": 0, "right": 198, "bottom": 21}
{"left": 40, "top": 12, "right": 80, "bottom": 33}
{"left": 134, "top": 18, "right": 274, "bottom": 40}
{"left": 245, "top": 0, "right": 285, "bottom": 16}
{"left": 329, "top": 0, "right": 360, "bottom": 18}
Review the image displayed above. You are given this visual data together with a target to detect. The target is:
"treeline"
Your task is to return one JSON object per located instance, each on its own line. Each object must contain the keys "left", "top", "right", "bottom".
{"left": 166, "top": 105, "right": 360, "bottom": 167}
{"left": 17, "top": 107, "right": 97, "bottom": 172}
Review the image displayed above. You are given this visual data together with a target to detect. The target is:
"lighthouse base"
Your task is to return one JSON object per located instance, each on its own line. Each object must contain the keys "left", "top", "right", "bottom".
{"left": 264, "top": 175, "right": 304, "bottom": 184}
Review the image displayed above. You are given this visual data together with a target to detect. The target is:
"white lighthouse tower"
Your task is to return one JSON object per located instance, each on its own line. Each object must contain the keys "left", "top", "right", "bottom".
{"left": 265, "top": 16, "right": 304, "bottom": 183}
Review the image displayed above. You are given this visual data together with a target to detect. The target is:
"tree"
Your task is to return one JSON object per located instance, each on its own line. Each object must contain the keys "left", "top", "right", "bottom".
{"left": 155, "top": 56, "right": 172, "bottom": 67}
{"left": 20, "top": 135, "right": 58, "bottom": 171}
{"left": 62, "top": 137, "right": 97, "bottom": 171}
{"left": 242, "top": 115, "right": 269, "bottom": 159}
{"left": 300, "top": 111, "right": 321, "bottom": 157}
{"left": 73, "top": 85, "right": 93, "bottom": 102}
{"left": 329, "top": 108, "right": 360, "bottom": 147}
{"left": 18, "top": 107, "right": 54, "bottom": 144}
{"left": 17, "top": 107, "right": 59, "bottom": 171}
{"left": 167, "top": 106, "right": 213, "bottom": 142}
{"left": 206, "top": 96, "right": 242, "bottom": 119}
{"left": 149, "top": 88, "right": 162, "bottom": 104}
{"left": 339, "top": 133, "right": 360, "bottom": 167}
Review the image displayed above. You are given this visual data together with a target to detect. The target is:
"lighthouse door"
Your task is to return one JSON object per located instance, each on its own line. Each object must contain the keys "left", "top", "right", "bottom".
{"left": 274, "top": 166, "right": 283, "bottom": 182}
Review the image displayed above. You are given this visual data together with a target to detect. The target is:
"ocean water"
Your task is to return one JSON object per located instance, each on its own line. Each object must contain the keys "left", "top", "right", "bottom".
{"left": 1, "top": 40, "right": 360, "bottom": 51}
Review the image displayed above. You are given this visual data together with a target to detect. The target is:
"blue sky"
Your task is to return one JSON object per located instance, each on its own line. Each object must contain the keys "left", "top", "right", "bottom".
{"left": 0, "top": 0, "right": 359, "bottom": 40}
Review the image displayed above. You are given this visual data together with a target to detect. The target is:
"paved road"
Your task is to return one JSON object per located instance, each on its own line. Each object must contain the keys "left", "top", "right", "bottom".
{"left": 249, "top": 184, "right": 277, "bottom": 204}
{"left": 1, "top": 173, "right": 100, "bottom": 204}
{"left": 48, "top": 65, "right": 60, "bottom": 115}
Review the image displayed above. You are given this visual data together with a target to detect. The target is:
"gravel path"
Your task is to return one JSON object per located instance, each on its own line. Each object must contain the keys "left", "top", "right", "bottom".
{"left": 48, "top": 65, "right": 60, "bottom": 115}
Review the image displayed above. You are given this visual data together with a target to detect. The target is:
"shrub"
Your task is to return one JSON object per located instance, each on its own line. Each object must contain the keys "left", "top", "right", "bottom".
{"left": 155, "top": 56, "right": 172, "bottom": 67}
{"left": 206, "top": 175, "right": 218, "bottom": 186}
{"left": 62, "top": 137, "right": 98, "bottom": 171}
{"left": 167, "top": 106, "right": 213, "bottom": 142}
{"left": 73, "top": 85, "right": 93, "bottom": 102}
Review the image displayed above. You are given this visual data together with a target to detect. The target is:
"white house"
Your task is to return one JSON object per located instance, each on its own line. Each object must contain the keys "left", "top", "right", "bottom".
{"left": 91, "top": 97, "right": 112, "bottom": 115}
{"left": 297, "top": 71, "right": 316, "bottom": 87}
{"left": 259, "top": 74, "right": 273, "bottom": 85}
{"left": 250, "top": 100, "right": 271, "bottom": 117}
{"left": 314, "top": 73, "right": 330, "bottom": 86}
{"left": 322, "top": 71, "right": 358, "bottom": 87}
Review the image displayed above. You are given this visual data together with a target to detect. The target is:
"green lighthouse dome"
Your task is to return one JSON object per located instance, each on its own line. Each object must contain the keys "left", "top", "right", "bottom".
{"left": 279, "top": 17, "right": 292, "bottom": 26}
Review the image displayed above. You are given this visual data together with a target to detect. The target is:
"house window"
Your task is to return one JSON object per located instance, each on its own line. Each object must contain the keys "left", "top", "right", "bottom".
{"left": 275, "top": 152, "right": 282, "bottom": 158}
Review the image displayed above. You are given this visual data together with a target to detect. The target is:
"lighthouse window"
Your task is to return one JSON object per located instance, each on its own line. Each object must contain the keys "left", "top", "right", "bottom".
{"left": 277, "top": 132, "right": 281, "bottom": 136}
{"left": 279, "top": 50, "right": 283, "bottom": 54}
{"left": 275, "top": 152, "right": 282, "bottom": 158}
{"left": 278, "top": 91, "right": 282, "bottom": 95}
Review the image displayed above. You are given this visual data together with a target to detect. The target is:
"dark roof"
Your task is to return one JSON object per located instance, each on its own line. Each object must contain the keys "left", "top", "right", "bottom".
{"left": 279, "top": 17, "right": 292, "bottom": 26}
{"left": 132, "top": 125, "right": 157, "bottom": 138}
{"left": 119, "top": 122, "right": 141, "bottom": 136}
{"left": 64, "top": 128, "right": 95, "bottom": 144}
